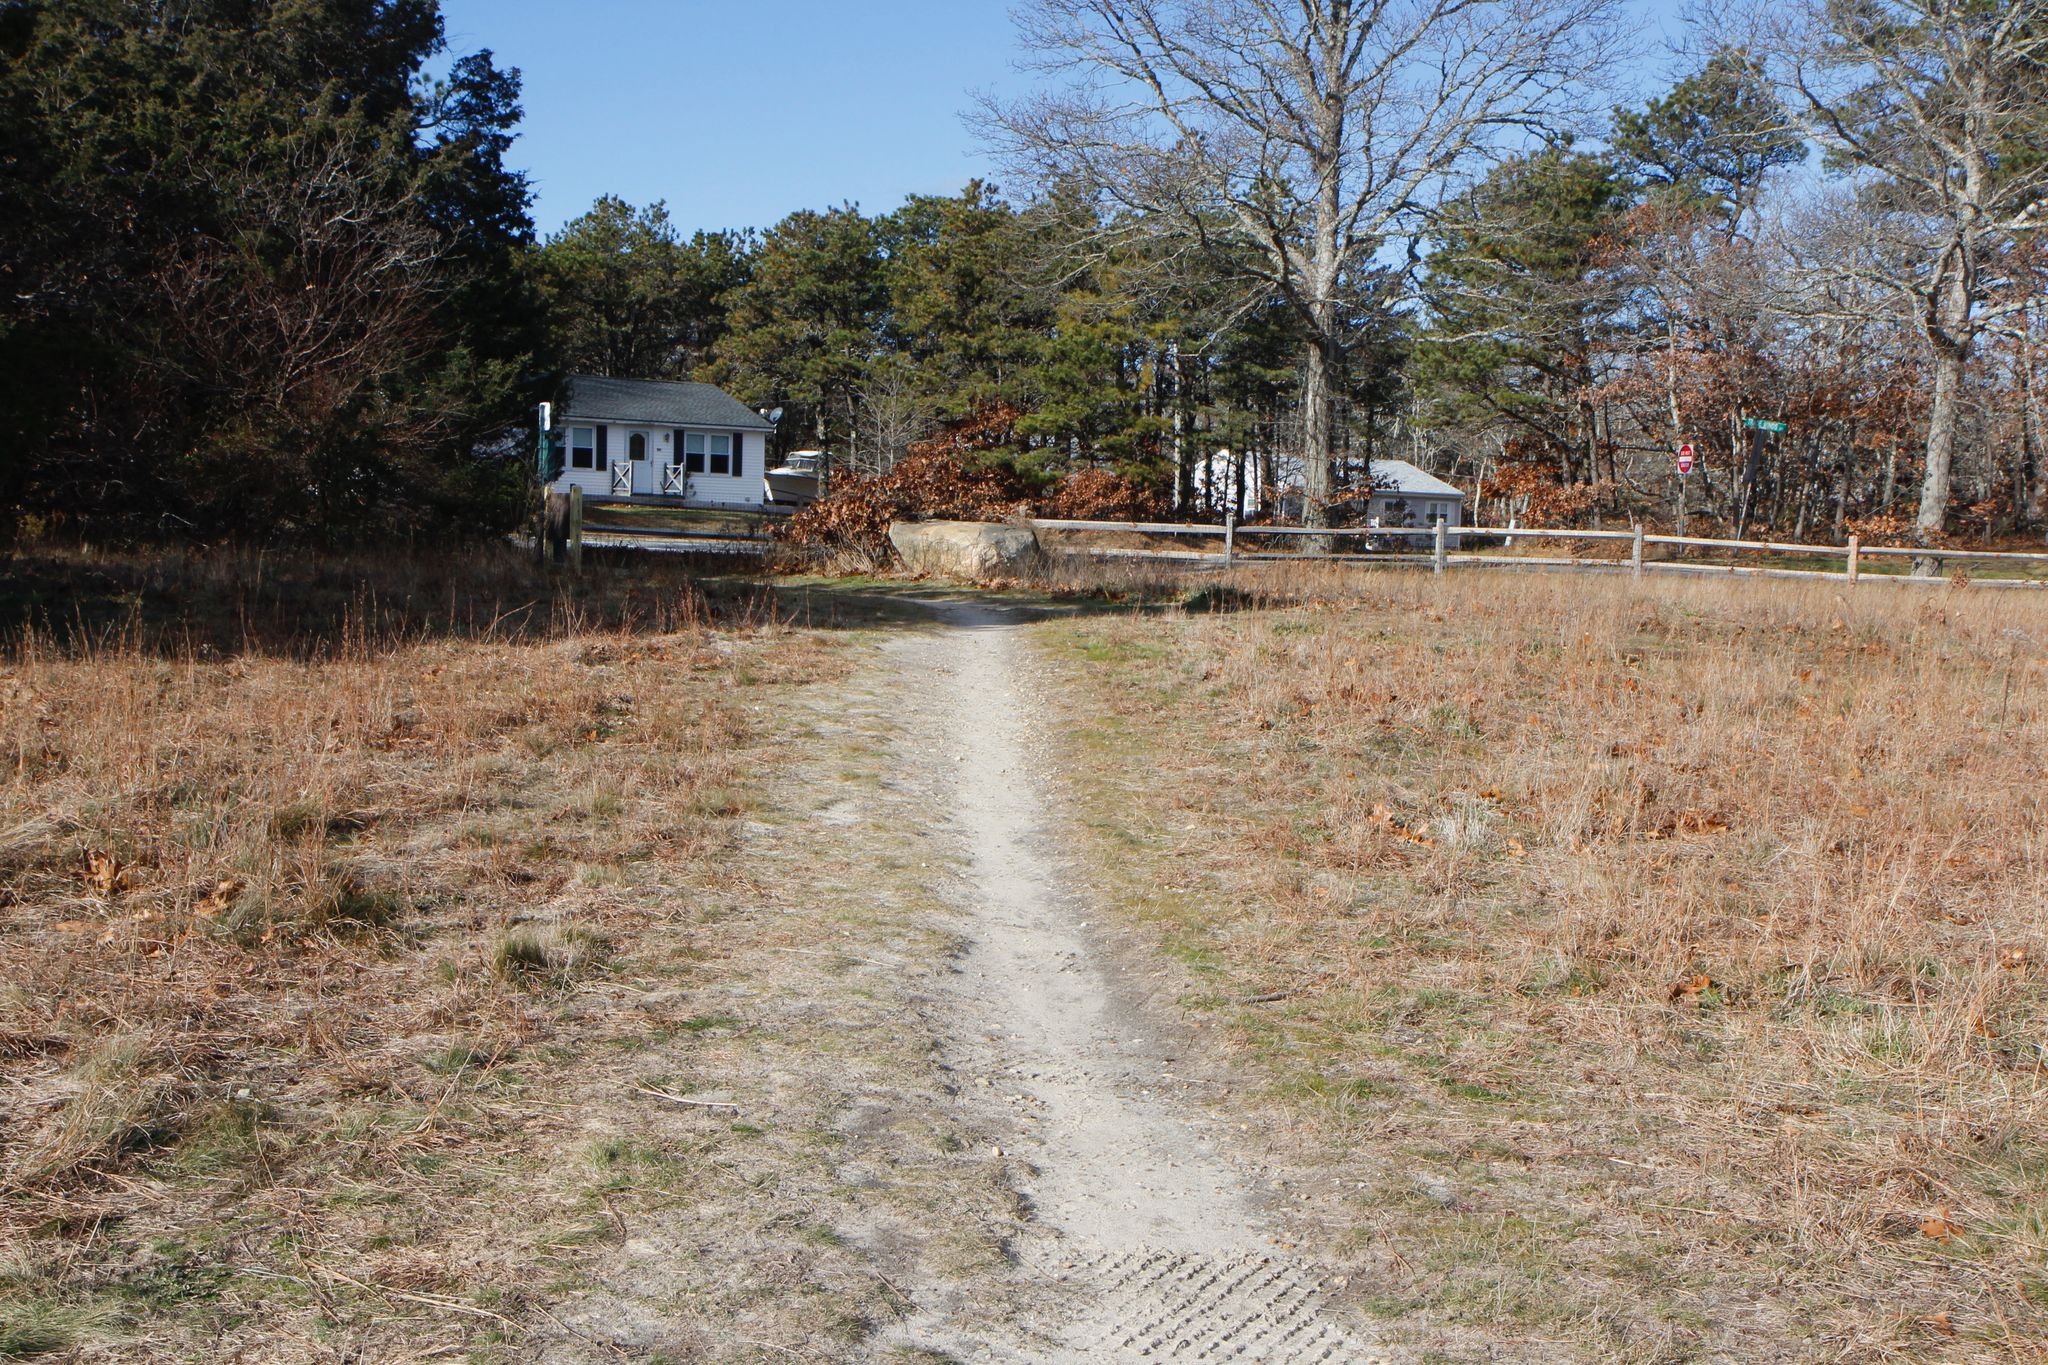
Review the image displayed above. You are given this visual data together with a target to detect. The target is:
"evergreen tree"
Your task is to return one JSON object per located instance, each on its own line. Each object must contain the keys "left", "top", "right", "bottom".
{"left": 1613, "top": 50, "right": 1806, "bottom": 231}
{"left": 877, "top": 182, "right": 1051, "bottom": 421}
{"left": 538, "top": 198, "right": 750, "bottom": 381}
{"left": 1417, "top": 147, "right": 1633, "bottom": 485}
{"left": 710, "top": 206, "right": 888, "bottom": 464}
{"left": 0, "top": 0, "right": 538, "bottom": 540}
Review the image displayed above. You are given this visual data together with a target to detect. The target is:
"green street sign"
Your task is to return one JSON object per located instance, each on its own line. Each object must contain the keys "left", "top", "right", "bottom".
{"left": 1743, "top": 417, "right": 1789, "bottom": 433}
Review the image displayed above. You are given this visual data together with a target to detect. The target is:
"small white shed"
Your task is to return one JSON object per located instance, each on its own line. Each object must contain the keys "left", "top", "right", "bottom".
{"left": 1365, "top": 460, "right": 1466, "bottom": 547}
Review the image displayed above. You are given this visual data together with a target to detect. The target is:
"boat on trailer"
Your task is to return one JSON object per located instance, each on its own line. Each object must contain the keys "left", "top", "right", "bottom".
{"left": 765, "top": 450, "right": 826, "bottom": 505}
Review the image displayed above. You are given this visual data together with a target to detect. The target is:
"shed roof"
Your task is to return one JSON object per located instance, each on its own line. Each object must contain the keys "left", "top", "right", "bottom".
{"left": 561, "top": 375, "right": 775, "bottom": 430}
{"left": 1370, "top": 459, "right": 1464, "bottom": 499}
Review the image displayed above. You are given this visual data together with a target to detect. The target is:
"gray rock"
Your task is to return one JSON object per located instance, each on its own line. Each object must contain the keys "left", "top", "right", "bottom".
{"left": 888, "top": 519, "right": 1041, "bottom": 581}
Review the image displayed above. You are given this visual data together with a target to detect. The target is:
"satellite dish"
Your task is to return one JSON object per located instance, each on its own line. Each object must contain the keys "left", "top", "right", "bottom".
{"left": 768, "top": 407, "right": 785, "bottom": 423}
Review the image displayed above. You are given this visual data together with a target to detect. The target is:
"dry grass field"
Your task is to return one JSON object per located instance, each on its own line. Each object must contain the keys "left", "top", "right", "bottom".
{"left": 10, "top": 541, "right": 2047, "bottom": 1363}
{"left": 0, "top": 548, "right": 936, "bottom": 1361}
{"left": 1033, "top": 566, "right": 2048, "bottom": 1362}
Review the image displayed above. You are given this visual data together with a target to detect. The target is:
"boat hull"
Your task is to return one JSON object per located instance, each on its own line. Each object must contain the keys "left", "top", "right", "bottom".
{"left": 764, "top": 470, "right": 820, "bottom": 505}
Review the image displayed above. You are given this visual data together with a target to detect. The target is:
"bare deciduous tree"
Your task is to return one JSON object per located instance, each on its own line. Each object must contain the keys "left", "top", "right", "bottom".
{"left": 1750, "top": 0, "right": 2048, "bottom": 567}
{"left": 981, "top": 0, "right": 1624, "bottom": 528}
{"left": 852, "top": 359, "right": 936, "bottom": 475}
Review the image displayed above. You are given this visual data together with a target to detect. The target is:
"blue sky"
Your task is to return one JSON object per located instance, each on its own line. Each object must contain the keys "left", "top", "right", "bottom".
{"left": 439, "top": 0, "right": 1695, "bottom": 240}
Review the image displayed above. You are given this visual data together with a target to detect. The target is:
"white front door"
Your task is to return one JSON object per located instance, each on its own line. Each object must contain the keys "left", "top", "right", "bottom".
{"left": 625, "top": 429, "right": 663, "bottom": 495}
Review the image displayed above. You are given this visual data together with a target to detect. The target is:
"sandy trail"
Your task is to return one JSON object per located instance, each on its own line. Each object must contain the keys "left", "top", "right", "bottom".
{"left": 885, "top": 603, "right": 1383, "bottom": 1363}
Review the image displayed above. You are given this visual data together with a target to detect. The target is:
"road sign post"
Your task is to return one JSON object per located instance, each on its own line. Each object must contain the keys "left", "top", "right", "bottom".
{"left": 1734, "top": 418, "right": 1786, "bottom": 540}
{"left": 1674, "top": 442, "right": 1695, "bottom": 543}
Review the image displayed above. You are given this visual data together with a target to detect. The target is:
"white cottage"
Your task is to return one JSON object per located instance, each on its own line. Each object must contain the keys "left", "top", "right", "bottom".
{"left": 1364, "top": 459, "right": 1466, "bottom": 547}
{"left": 547, "top": 375, "right": 777, "bottom": 508}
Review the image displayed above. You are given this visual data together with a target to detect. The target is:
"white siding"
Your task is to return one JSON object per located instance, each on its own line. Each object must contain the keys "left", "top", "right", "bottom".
{"left": 549, "top": 422, "right": 618, "bottom": 496}
{"left": 1366, "top": 493, "right": 1465, "bottom": 547}
{"left": 683, "top": 430, "right": 768, "bottom": 507}
{"left": 548, "top": 426, "right": 769, "bottom": 507}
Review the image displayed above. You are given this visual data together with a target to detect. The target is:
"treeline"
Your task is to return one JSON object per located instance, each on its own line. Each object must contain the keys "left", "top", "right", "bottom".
{"left": 0, "top": 0, "right": 539, "bottom": 542}
{"left": 533, "top": 186, "right": 1369, "bottom": 510}
{"left": 6, "top": 0, "right": 2046, "bottom": 549}
{"left": 540, "top": 10, "right": 2048, "bottom": 547}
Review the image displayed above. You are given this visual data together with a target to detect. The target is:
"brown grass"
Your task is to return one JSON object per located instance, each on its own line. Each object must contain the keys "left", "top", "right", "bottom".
{"left": 1034, "top": 563, "right": 2048, "bottom": 1362}
{"left": 0, "top": 545, "right": 842, "bottom": 1359}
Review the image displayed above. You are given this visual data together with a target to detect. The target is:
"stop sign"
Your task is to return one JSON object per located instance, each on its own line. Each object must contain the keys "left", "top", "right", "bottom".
{"left": 1677, "top": 443, "right": 1696, "bottom": 475}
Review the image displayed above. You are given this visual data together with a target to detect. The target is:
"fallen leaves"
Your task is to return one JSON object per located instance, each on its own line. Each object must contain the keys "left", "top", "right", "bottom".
{"left": 1368, "top": 803, "right": 1435, "bottom": 849}
{"left": 1645, "top": 809, "right": 1731, "bottom": 840}
{"left": 1668, "top": 973, "right": 1716, "bottom": 1002}
{"left": 1919, "top": 1207, "right": 1964, "bottom": 1243}
{"left": 80, "top": 850, "right": 132, "bottom": 898}
{"left": 194, "top": 876, "right": 247, "bottom": 919}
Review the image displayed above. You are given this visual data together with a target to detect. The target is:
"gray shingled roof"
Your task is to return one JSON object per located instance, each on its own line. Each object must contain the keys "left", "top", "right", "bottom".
{"left": 1370, "top": 459, "right": 1465, "bottom": 498}
{"left": 561, "top": 375, "right": 775, "bottom": 430}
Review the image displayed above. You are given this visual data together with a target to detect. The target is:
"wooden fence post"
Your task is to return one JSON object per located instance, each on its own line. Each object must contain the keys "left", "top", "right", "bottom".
{"left": 542, "top": 488, "right": 568, "bottom": 565}
{"left": 1433, "top": 519, "right": 1447, "bottom": 575}
{"left": 1224, "top": 510, "right": 1236, "bottom": 568}
{"left": 1631, "top": 523, "right": 1644, "bottom": 579}
{"left": 1846, "top": 534, "right": 1860, "bottom": 585}
{"left": 568, "top": 485, "right": 584, "bottom": 574}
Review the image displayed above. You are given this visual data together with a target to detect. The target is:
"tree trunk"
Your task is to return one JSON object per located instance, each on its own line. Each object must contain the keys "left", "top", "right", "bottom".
{"left": 1833, "top": 424, "right": 1856, "bottom": 538}
{"left": 1301, "top": 323, "right": 1336, "bottom": 533}
{"left": 2025, "top": 307, "right": 2048, "bottom": 536}
{"left": 1913, "top": 339, "right": 1965, "bottom": 575}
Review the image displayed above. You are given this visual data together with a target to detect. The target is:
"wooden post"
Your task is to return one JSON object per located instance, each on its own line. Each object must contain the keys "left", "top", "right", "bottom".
{"left": 1433, "top": 519, "right": 1447, "bottom": 575}
{"left": 1846, "top": 533, "right": 1860, "bottom": 585}
{"left": 1630, "top": 523, "right": 1644, "bottom": 579}
{"left": 568, "top": 485, "right": 584, "bottom": 574}
{"left": 1224, "top": 510, "right": 1237, "bottom": 568}
{"left": 542, "top": 488, "right": 568, "bottom": 565}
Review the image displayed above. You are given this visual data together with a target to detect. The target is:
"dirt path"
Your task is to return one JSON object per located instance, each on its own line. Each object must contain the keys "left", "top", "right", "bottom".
{"left": 884, "top": 602, "right": 1384, "bottom": 1363}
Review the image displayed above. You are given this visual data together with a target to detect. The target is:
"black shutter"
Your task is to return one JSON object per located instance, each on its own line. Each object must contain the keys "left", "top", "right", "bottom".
{"left": 595, "top": 424, "right": 608, "bottom": 470}
{"left": 731, "top": 431, "right": 744, "bottom": 479}
{"left": 675, "top": 429, "right": 686, "bottom": 472}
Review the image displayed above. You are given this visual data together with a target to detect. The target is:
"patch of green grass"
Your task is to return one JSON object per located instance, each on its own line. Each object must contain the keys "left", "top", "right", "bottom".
{"left": 111, "top": 1242, "right": 234, "bottom": 1315}
{"left": 686, "top": 786, "right": 743, "bottom": 818}
{"left": 493, "top": 931, "right": 551, "bottom": 977}
{"left": 492, "top": 923, "right": 607, "bottom": 984}
{"left": 419, "top": 1041, "right": 509, "bottom": 1075}
{"left": 165, "top": 1097, "right": 268, "bottom": 1177}
{"left": 1075, "top": 637, "right": 1167, "bottom": 665}
{"left": 0, "top": 1301, "right": 94, "bottom": 1359}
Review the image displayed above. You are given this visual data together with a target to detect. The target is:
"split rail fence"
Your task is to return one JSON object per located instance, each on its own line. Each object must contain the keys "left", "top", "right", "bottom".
{"left": 1028, "top": 517, "right": 2048, "bottom": 588}
{"left": 533, "top": 490, "right": 2048, "bottom": 588}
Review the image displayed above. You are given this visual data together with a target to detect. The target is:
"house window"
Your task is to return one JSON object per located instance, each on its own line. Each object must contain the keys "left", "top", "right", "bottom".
{"left": 684, "top": 431, "right": 733, "bottom": 476}
{"left": 629, "top": 432, "right": 647, "bottom": 461}
{"left": 568, "top": 426, "right": 595, "bottom": 470}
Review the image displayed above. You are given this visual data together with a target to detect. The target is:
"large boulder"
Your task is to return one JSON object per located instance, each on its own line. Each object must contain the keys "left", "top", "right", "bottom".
{"left": 888, "top": 519, "right": 1042, "bottom": 581}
